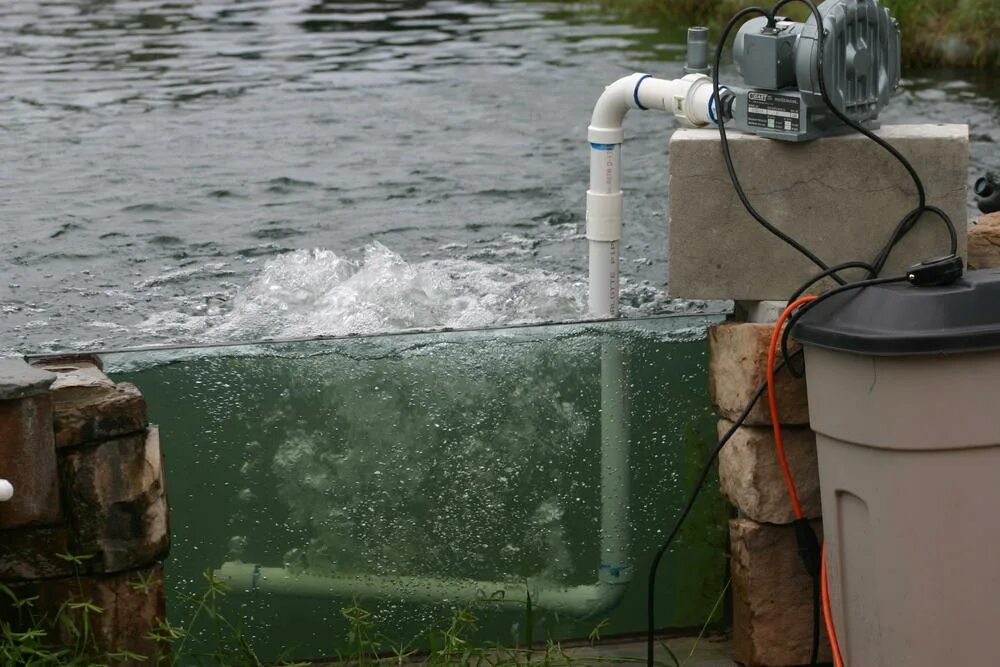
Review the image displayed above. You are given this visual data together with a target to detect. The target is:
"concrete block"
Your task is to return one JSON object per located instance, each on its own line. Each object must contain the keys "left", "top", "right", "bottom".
{"left": 0, "top": 358, "right": 55, "bottom": 401}
{"left": 60, "top": 428, "right": 169, "bottom": 573}
{"left": 708, "top": 322, "right": 808, "bottom": 426}
{"left": 0, "top": 394, "right": 62, "bottom": 529}
{"left": 731, "top": 518, "right": 829, "bottom": 667}
{"left": 33, "top": 360, "right": 147, "bottom": 448}
{"left": 734, "top": 300, "right": 787, "bottom": 323}
{"left": 717, "top": 420, "right": 821, "bottom": 524}
{"left": 968, "top": 211, "right": 1000, "bottom": 270}
{"left": 668, "top": 124, "right": 968, "bottom": 300}
{"left": 0, "top": 563, "right": 167, "bottom": 661}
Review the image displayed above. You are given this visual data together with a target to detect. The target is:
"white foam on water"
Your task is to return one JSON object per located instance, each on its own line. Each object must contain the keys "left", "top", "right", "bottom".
{"left": 139, "top": 243, "right": 589, "bottom": 342}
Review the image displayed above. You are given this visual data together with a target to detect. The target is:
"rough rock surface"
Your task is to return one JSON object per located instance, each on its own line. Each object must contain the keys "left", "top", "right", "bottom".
{"left": 731, "top": 518, "right": 830, "bottom": 667}
{"left": 0, "top": 524, "right": 75, "bottom": 581}
{"left": 718, "top": 420, "right": 821, "bottom": 523}
{"left": 0, "top": 394, "right": 62, "bottom": 529}
{"left": 0, "top": 563, "right": 167, "bottom": 662}
{"left": 708, "top": 322, "right": 809, "bottom": 426}
{"left": 33, "top": 360, "right": 147, "bottom": 448}
{"left": 968, "top": 211, "right": 1000, "bottom": 270}
{"left": 669, "top": 124, "right": 968, "bottom": 300}
{"left": 60, "top": 428, "right": 170, "bottom": 573}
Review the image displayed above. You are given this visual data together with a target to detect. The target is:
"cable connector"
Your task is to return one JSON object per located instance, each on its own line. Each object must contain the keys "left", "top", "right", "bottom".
{"left": 794, "top": 517, "right": 821, "bottom": 580}
{"left": 906, "top": 254, "right": 964, "bottom": 287}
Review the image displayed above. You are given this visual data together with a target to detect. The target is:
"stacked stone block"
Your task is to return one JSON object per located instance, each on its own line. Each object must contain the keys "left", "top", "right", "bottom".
{"left": 708, "top": 322, "right": 829, "bottom": 666}
{"left": 968, "top": 211, "right": 1000, "bottom": 270}
{"left": 0, "top": 356, "right": 168, "bottom": 662}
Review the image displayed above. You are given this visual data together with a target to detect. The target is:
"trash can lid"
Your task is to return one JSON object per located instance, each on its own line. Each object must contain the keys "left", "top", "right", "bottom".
{"left": 792, "top": 268, "right": 1000, "bottom": 356}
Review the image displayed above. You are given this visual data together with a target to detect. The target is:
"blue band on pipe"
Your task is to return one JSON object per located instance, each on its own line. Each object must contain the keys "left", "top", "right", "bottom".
{"left": 600, "top": 563, "right": 628, "bottom": 578}
{"left": 709, "top": 86, "right": 729, "bottom": 124}
{"left": 590, "top": 142, "right": 619, "bottom": 151}
{"left": 633, "top": 74, "right": 652, "bottom": 110}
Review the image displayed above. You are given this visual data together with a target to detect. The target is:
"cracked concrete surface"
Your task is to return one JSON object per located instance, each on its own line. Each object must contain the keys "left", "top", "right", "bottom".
{"left": 667, "top": 124, "right": 968, "bottom": 300}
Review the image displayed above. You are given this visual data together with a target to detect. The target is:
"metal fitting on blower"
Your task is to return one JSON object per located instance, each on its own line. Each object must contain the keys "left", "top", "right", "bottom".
{"left": 975, "top": 172, "right": 1000, "bottom": 214}
{"left": 727, "top": 0, "right": 901, "bottom": 141}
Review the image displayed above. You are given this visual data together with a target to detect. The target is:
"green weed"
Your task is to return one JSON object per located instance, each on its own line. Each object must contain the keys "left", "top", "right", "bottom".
{"left": 582, "top": 0, "right": 999, "bottom": 67}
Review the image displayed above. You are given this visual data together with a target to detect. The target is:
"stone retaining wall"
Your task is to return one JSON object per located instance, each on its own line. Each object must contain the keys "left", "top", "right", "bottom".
{"left": 709, "top": 216, "right": 1000, "bottom": 666}
{"left": 0, "top": 356, "right": 168, "bottom": 663}
{"left": 709, "top": 322, "right": 830, "bottom": 667}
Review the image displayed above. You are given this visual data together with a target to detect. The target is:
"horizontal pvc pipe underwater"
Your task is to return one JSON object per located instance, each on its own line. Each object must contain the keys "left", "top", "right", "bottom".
{"left": 215, "top": 333, "right": 633, "bottom": 618}
{"left": 214, "top": 70, "right": 716, "bottom": 620}
{"left": 215, "top": 564, "right": 627, "bottom": 618}
{"left": 216, "top": 342, "right": 632, "bottom": 617}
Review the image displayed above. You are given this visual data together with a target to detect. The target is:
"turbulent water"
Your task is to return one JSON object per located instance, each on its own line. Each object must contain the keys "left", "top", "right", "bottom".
{"left": 2, "top": 0, "right": 998, "bottom": 353}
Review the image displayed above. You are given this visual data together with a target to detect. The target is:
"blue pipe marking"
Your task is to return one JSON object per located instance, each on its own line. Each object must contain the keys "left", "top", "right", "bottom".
{"left": 708, "top": 85, "right": 729, "bottom": 124}
{"left": 590, "top": 142, "right": 620, "bottom": 151}
{"left": 632, "top": 74, "right": 652, "bottom": 110}
{"left": 599, "top": 563, "right": 630, "bottom": 578}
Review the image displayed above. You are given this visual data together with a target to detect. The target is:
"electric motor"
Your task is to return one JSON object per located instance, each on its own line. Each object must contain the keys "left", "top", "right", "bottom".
{"left": 724, "top": 0, "right": 901, "bottom": 141}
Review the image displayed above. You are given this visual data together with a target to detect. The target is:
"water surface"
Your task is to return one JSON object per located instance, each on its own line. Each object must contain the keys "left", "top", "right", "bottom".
{"left": 2, "top": 0, "right": 997, "bottom": 352}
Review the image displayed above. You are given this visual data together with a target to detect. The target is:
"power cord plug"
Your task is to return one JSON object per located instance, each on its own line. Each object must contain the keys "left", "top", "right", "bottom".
{"left": 907, "top": 255, "right": 964, "bottom": 287}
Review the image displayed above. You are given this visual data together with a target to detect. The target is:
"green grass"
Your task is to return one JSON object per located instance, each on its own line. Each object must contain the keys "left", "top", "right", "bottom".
{"left": 587, "top": 0, "right": 999, "bottom": 68}
{"left": 0, "top": 568, "right": 690, "bottom": 667}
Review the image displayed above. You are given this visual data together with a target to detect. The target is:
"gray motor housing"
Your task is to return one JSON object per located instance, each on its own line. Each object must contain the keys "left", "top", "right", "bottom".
{"left": 727, "top": 0, "right": 901, "bottom": 141}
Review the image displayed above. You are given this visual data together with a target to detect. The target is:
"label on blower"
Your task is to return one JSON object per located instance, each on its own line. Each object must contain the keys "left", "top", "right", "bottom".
{"left": 746, "top": 91, "right": 801, "bottom": 133}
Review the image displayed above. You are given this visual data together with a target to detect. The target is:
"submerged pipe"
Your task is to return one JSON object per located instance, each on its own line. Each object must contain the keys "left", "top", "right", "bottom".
{"left": 217, "top": 345, "right": 631, "bottom": 618}
{"left": 216, "top": 564, "right": 627, "bottom": 618}
{"left": 216, "top": 335, "right": 633, "bottom": 618}
{"left": 587, "top": 71, "right": 716, "bottom": 318}
{"left": 215, "top": 68, "right": 713, "bottom": 623}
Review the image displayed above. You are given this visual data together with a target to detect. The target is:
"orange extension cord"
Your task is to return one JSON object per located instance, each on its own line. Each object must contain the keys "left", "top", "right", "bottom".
{"left": 766, "top": 297, "right": 846, "bottom": 667}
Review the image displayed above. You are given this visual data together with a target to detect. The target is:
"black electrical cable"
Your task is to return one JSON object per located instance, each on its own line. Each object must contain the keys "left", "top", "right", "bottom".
{"left": 780, "top": 260, "right": 879, "bottom": 377}
{"left": 645, "top": 352, "right": 799, "bottom": 667}
{"left": 645, "top": 5, "right": 960, "bottom": 665}
{"left": 779, "top": 274, "right": 910, "bottom": 377}
{"left": 710, "top": 8, "right": 849, "bottom": 284}
{"left": 770, "top": 0, "right": 959, "bottom": 271}
{"left": 785, "top": 261, "right": 878, "bottom": 306}
{"left": 710, "top": 0, "right": 958, "bottom": 289}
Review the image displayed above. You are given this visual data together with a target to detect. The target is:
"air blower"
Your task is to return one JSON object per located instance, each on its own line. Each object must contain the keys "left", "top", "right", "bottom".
{"left": 723, "top": 0, "right": 901, "bottom": 141}
{"left": 584, "top": 0, "right": 908, "bottom": 316}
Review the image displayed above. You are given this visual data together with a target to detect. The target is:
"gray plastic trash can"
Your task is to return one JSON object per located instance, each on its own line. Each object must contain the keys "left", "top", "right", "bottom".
{"left": 792, "top": 268, "right": 1000, "bottom": 667}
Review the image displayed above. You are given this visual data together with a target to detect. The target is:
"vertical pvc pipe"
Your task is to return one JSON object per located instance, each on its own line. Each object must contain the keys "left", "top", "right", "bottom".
{"left": 587, "top": 142, "right": 623, "bottom": 318}
{"left": 588, "top": 240, "right": 619, "bottom": 317}
{"left": 599, "top": 340, "right": 631, "bottom": 585}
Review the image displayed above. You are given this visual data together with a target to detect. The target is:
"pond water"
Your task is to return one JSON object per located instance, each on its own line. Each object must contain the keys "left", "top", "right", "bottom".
{"left": 106, "top": 315, "right": 728, "bottom": 662}
{"left": 2, "top": 0, "right": 998, "bottom": 353}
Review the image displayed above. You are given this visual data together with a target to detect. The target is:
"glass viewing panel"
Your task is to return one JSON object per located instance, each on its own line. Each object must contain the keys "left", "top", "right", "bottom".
{"left": 103, "top": 314, "right": 728, "bottom": 662}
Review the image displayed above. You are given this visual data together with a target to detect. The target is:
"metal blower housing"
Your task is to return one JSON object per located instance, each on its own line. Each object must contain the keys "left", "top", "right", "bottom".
{"left": 727, "top": 0, "right": 901, "bottom": 141}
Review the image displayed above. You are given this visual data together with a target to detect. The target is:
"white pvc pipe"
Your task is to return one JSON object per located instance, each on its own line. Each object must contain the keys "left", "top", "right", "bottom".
{"left": 214, "top": 71, "right": 720, "bottom": 621}
{"left": 215, "top": 564, "right": 626, "bottom": 619}
{"left": 586, "top": 72, "right": 715, "bottom": 318}
{"left": 216, "top": 339, "right": 633, "bottom": 618}
{"left": 598, "top": 341, "right": 630, "bottom": 585}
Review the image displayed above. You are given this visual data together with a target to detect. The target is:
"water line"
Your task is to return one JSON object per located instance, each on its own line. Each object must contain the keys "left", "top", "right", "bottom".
{"left": 215, "top": 70, "right": 717, "bottom": 620}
